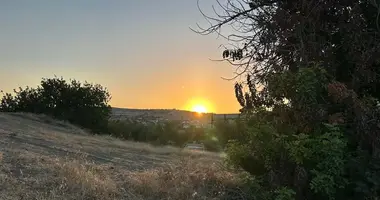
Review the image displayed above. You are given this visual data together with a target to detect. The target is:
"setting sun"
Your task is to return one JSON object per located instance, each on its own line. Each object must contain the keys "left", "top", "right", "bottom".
{"left": 191, "top": 104, "right": 207, "bottom": 114}
{"left": 184, "top": 97, "right": 214, "bottom": 114}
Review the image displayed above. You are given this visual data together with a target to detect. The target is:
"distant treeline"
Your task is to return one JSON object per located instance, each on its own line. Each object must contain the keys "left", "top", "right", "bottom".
{"left": 107, "top": 117, "right": 248, "bottom": 152}
{"left": 112, "top": 107, "right": 241, "bottom": 126}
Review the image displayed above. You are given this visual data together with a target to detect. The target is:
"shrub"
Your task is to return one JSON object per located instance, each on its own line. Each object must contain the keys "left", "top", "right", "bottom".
{"left": 107, "top": 119, "right": 228, "bottom": 152}
{"left": 212, "top": 119, "right": 246, "bottom": 147}
{"left": 225, "top": 116, "right": 349, "bottom": 199}
{"left": 220, "top": 67, "right": 380, "bottom": 199}
{"left": 0, "top": 76, "right": 111, "bottom": 133}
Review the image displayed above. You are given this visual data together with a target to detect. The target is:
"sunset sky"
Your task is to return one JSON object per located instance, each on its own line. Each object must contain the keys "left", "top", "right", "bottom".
{"left": 0, "top": 0, "right": 241, "bottom": 113}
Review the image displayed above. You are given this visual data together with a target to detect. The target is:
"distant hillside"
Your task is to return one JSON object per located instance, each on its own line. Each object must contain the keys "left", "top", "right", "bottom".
{"left": 111, "top": 107, "right": 240, "bottom": 123}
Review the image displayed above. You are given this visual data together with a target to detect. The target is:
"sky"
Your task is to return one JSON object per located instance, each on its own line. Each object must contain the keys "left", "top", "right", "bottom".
{"left": 0, "top": 0, "right": 241, "bottom": 113}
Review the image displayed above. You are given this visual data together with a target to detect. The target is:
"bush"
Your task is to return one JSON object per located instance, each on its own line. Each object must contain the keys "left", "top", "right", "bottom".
{"left": 225, "top": 114, "right": 350, "bottom": 199}
{"left": 0, "top": 76, "right": 111, "bottom": 133}
{"left": 220, "top": 67, "right": 380, "bottom": 199}
{"left": 201, "top": 139, "right": 222, "bottom": 152}
{"left": 107, "top": 119, "right": 228, "bottom": 151}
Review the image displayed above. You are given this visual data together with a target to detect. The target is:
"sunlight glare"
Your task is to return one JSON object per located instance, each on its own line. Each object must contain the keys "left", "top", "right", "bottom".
{"left": 184, "top": 97, "right": 214, "bottom": 114}
{"left": 191, "top": 104, "right": 207, "bottom": 114}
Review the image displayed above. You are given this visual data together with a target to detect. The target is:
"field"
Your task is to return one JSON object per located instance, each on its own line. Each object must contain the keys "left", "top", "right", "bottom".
{"left": 0, "top": 112, "right": 242, "bottom": 200}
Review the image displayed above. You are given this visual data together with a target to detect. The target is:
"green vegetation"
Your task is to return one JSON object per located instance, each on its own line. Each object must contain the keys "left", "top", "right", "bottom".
{"left": 0, "top": 76, "right": 111, "bottom": 133}
{"left": 107, "top": 119, "right": 228, "bottom": 152}
{"left": 108, "top": 120, "right": 203, "bottom": 146}
{"left": 193, "top": 0, "right": 380, "bottom": 199}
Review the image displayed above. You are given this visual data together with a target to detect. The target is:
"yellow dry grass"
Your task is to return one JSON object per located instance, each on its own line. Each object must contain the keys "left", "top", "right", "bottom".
{"left": 0, "top": 150, "right": 242, "bottom": 200}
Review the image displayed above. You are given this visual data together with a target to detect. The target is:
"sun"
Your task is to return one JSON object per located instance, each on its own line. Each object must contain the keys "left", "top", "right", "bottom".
{"left": 184, "top": 97, "right": 214, "bottom": 114}
{"left": 191, "top": 104, "right": 207, "bottom": 114}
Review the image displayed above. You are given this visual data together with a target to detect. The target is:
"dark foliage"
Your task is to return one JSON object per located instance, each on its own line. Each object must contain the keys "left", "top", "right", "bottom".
{"left": 212, "top": 119, "right": 246, "bottom": 147}
{"left": 195, "top": 0, "right": 380, "bottom": 199}
{"left": 107, "top": 119, "right": 214, "bottom": 148}
{"left": 107, "top": 117, "right": 237, "bottom": 152}
{"left": 0, "top": 76, "right": 111, "bottom": 133}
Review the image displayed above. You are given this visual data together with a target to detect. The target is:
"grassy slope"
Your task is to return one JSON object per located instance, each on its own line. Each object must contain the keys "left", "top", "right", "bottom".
{"left": 0, "top": 113, "right": 240, "bottom": 200}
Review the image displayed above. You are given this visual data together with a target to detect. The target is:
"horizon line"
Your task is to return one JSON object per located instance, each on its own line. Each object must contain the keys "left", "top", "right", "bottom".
{"left": 111, "top": 106, "right": 240, "bottom": 115}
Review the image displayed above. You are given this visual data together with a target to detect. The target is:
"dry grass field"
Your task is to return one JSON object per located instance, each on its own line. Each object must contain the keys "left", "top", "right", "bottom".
{"left": 0, "top": 113, "right": 244, "bottom": 200}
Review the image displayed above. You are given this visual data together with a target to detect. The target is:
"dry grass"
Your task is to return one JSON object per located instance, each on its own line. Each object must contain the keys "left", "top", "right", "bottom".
{"left": 0, "top": 113, "right": 247, "bottom": 200}
{"left": 0, "top": 150, "right": 244, "bottom": 200}
{"left": 125, "top": 157, "right": 245, "bottom": 200}
{"left": 0, "top": 151, "right": 128, "bottom": 200}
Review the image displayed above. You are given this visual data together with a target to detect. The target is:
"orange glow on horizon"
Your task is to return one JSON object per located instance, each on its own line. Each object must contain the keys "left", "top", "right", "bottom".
{"left": 184, "top": 97, "right": 214, "bottom": 114}
{"left": 191, "top": 104, "right": 207, "bottom": 114}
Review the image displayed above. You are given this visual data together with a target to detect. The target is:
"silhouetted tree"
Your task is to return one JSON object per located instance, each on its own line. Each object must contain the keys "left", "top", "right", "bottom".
{"left": 195, "top": 0, "right": 380, "bottom": 199}
{"left": 1, "top": 76, "right": 111, "bottom": 133}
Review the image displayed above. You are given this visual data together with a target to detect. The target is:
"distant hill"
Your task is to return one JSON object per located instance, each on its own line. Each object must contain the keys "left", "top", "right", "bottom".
{"left": 111, "top": 107, "right": 240, "bottom": 123}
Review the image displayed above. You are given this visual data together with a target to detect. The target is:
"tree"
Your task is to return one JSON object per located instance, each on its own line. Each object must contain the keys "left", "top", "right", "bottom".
{"left": 195, "top": 0, "right": 380, "bottom": 199}
{"left": 0, "top": 76, "right": 112, "bottom": 133}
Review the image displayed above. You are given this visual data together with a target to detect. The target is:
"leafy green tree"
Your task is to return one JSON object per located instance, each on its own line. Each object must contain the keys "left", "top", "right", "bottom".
{"left": 196, "top": 0, "right": 380, "bottom": 199}
{"left": 1, "top": 76, "right": 111, "bottom": 133}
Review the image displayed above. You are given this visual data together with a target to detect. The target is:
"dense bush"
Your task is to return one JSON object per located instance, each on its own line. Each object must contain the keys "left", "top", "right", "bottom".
{"left": 196, "top": 0, "right": 380, "bottom": 199}
{"left": 0, "top": 76, "right": 111, "bottom": 133}
{"left": 108, "top": 119, "right": 225, "bottom": 151}
{"left": 107, "top": 120, "right": 152, "bottom": 141}
{"left": 212, "top": 119, "right": 246, "bottom": 147}
{"left": 221, "top": 67, "right": 380, "bottom": 199}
